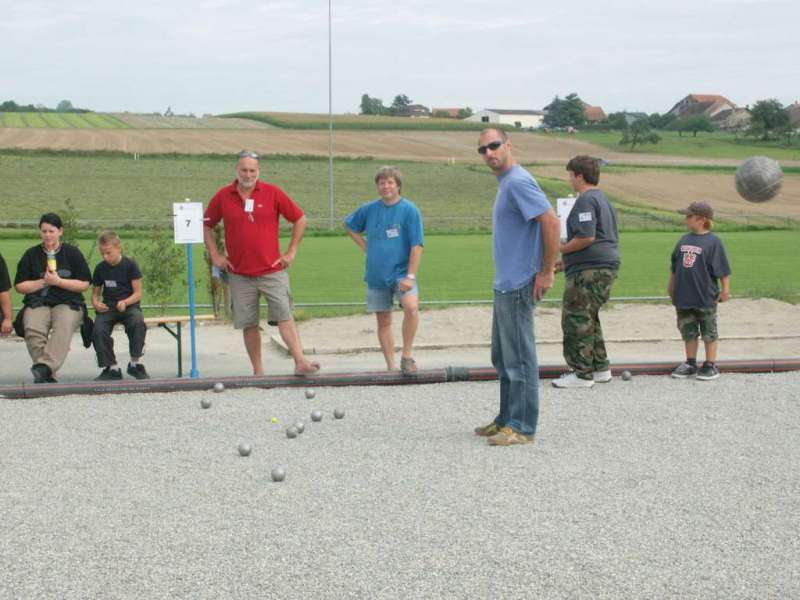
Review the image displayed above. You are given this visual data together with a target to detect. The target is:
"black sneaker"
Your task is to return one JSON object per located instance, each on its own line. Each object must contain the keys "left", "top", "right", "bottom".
{"left": 671, "top": 362, "right": 698, "bottom": 379}
{"left": 95, "top": 367, "right": 123, "bottom": 381}
{"left": 127, "top": 363, "right": 150, "bottom": 380}
{"left": 696, "top": 362, "right": 720, "bottom": 381}
{"left": 31, "top": 363, "right": 54, "bottom": 384}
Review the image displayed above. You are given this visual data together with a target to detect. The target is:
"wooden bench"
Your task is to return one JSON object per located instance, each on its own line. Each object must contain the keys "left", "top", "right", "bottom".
{"left": 112, "top": 314, "right": 217, "bottom": 377}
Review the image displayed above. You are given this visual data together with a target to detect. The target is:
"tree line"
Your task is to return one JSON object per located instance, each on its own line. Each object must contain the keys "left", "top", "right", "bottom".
{"left": 360, "top": 93, "right": 472, "bottom": 118}
{"left": 544, "top": 93, "right": 797, "bottom": 149}
{"left": 0, "top": 99, "right": 90, "bottom": 113}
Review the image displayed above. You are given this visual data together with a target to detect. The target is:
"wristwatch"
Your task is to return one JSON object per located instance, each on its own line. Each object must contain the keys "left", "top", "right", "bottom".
{"left": 406, "top": 274, "right": 416, "bottom": 280}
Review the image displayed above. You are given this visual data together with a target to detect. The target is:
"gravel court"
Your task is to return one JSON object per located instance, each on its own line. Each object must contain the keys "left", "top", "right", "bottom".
{"left": 1, "top": 373, "right": 799, "bottom": 599}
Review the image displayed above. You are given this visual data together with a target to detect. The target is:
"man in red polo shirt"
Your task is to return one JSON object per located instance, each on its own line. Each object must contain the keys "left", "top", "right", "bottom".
{"left": 203, "top": 151, "right": 320, "bottom": 376}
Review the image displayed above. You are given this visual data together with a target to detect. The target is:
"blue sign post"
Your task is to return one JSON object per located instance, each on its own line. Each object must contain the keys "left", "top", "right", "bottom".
{"left": 173, "top": 201, "right": 205, "bottom": 379}
{"left": 186, "top": 245, "right": 200, "bottom": 379}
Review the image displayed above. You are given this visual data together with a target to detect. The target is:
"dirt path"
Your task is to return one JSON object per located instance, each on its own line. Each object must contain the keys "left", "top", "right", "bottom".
{"left": 3, "top": 128, "right": 797, "bottom": 168}
{"left": 295, "top": 298, "right": 800, "bottom": 353}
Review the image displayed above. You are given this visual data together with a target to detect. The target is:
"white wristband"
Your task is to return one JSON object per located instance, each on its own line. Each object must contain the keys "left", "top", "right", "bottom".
{"left": 406, "top": 273, "right": 416, "bottom": 280}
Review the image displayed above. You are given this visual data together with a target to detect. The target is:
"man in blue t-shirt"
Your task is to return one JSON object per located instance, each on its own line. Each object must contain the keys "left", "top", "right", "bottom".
{"left": 473, "top": 128, "right": 561, "bottom": 446}
{"left": 344, "top": 166, "right": 424, "bottom": 374}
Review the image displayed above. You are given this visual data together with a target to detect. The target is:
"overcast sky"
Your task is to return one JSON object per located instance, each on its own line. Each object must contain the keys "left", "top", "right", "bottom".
{"left": 2, "top": 0, "right": 798, "bottom": 116}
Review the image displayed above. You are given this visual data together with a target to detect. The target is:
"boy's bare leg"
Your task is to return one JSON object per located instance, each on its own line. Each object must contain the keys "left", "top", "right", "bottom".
{"left": 684, "top": 338, "right": 699, "bottom": 362}
{"left": 376, "top": 311, "right": 396, "bottom": 370}
{"left": 243, "top": 327, "right": 264, "bottom": 375}
{"left": 704, "top": 339, "right": 718, "bottom": 363}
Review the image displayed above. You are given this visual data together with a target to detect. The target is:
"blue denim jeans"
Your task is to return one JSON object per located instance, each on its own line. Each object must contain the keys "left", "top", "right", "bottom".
{"left": 491, "top": 279, "right": 539, "bottom": 436}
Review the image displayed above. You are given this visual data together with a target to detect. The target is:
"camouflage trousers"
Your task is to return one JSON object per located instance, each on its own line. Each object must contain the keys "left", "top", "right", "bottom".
{"left": 561, "top": 268, "right": 617, "bottom": 378}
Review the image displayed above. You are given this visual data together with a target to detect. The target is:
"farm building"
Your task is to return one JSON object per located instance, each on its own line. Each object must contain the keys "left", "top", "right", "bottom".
{"left": 583, "top": 105, "right": 607, "bottom": 122}
{"left": 789, "top": 102, "right": 800, "bottom": 128}
{"left": 431, "top": 107, "right": 463, "bottom": 118}
{"left": 667, "top": 94, "right": 736, "bottom": 119}
{"left": 466, "top": 109, "right": 545, "bottom": 128}
{"left": 712, "top": 107, "right": 752, "bottom": 131}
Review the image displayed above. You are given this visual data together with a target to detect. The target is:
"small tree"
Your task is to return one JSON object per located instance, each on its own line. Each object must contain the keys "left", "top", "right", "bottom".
{"left": 389, "top": 94, "right": 412, "bottom": 115}
{"left": 747, "top": 99, "right": 790, "bottom": 141}
{"left": 677, "top": 115, "right": 715, "bottom": 137}
{"left": 56, "top": 100, "right": 74, "bottom": 112}
{"left": 606, "top": 112, "right": 628, "bottom": 130}
{"left": 458, "top": 107, "right": 473, "bottom": 119}
{"left": 648, "top": 112, "right": 676, "bottom": 129}
{"left": 543, "top": 93, "right": 586, "bottom": 128}
{"left": 360, "top": 93, "right": 386, "bottom": 115}
{"left": 59, "top": 198, "right": 81, "bottom": 246}
{"left": 130, "top": 227, "right": 184, "bottom": 312}
{"left": 619, "top": 120, "right": 661, "bottom": 150}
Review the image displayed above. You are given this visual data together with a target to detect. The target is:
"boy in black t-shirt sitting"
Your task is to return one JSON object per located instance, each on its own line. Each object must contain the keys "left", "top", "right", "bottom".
{"left": 668, "top": 202, "right": 731, "bottom": 381}
{"left": 91, "top": 231, "right": 149, "bottom": 380}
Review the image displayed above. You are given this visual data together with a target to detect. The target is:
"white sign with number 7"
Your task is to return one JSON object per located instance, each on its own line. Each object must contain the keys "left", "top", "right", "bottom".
{"left": 173, "top": 201, "right": 204, "bottom": 244}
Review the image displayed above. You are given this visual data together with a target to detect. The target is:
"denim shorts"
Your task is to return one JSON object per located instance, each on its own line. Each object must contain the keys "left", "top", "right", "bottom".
{"left": 367, "top": 280, "right": 419, "bottom": 312}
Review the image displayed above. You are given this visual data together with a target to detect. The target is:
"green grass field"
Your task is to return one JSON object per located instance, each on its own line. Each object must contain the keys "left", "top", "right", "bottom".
{"left": 549, "top": 130, "right": 800, "bottom": 161}
{"left": 2, "top": 231, "right": 797, "bottom": 317}
{"left": 3, "top": 151, "right": 786, "bottom": 233}
{"left": 222, "top": 111, "right": 488, "bottom": 131}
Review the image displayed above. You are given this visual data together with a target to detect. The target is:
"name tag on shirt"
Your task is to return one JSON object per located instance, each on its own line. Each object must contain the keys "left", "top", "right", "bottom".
{"left": 244, "top": 199, "right": 255, "bottom": 213}
{"left": 105, "top": 280, "right": 118, "bottom": 288}
{"left": 386, "top": 227, "right": 400, "bottom": 238}
{"left": 578, "top": 212, "right": 593, "bottom": 222}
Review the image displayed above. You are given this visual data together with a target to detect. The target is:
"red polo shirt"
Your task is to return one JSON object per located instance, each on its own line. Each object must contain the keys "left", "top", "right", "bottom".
{"left": 204, "top": 180, "right": 305, "bottom": 277}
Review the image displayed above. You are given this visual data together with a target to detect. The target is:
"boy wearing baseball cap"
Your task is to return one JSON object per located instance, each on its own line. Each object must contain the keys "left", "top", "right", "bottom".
{"left": 668, "top": 201, "right": 731, "bottom": 380}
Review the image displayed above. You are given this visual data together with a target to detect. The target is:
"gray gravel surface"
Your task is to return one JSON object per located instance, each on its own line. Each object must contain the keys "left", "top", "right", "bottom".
{"left": 1, "top": 372, "right": 799, "bottom": 599}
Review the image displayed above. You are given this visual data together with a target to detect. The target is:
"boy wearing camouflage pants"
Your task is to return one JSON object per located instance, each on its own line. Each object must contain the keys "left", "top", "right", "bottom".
{"left": 553, "top": 156, "right": 620, "bottom": 389}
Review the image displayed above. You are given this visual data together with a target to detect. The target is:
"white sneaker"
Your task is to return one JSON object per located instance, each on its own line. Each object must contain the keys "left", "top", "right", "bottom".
{"left": 593, "top": 369, "right": 613, "bottom": 383}
{"left": 552, "top": 372, "right": 595, "bottom": 388}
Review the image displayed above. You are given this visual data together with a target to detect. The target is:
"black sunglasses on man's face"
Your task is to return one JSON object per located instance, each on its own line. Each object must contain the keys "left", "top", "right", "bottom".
{"left": 477, "top": 141, "right": 504, "bottom": 155}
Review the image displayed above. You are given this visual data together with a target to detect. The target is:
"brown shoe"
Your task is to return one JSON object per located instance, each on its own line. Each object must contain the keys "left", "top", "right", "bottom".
{"left": 487, "top": 426, "right": 534, "bottom": 446}
{"left": 400, "top": 357, "right": 417, "bottom": 375}
{"left": 474, "top": 422, "right": 502, "bottom": 437}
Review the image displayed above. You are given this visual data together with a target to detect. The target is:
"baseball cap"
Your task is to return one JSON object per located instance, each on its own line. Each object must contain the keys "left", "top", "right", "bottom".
{"left": 678, "top": 201, "right": 714, "bottom": 219}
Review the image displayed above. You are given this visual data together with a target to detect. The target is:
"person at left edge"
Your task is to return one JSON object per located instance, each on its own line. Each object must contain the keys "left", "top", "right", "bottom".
{"left": 14, "top": 213, "right": 91, "bottom": 383}
{"left": 203, "top": 150, "right": 320, "bottom": 377}
{"left": 0, "top": 252, "right": 13, "bottom": 335}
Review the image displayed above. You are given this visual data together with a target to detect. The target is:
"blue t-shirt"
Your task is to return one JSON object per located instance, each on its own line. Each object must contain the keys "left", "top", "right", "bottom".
{"left": 492, "top": 165, "right": 552, "bottom": 291}
{"left": 345, "top": 197, "right": 424, "bottom": 288}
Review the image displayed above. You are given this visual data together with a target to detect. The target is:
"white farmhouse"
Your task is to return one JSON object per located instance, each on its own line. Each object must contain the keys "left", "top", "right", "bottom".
{"left": 466, "top": 108, "right": 545, "bottom": 129}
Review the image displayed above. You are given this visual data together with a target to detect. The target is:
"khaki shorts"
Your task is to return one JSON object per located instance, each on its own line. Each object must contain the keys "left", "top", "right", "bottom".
{"left": 228, "top": 270, "right": 294, "bottom": 329}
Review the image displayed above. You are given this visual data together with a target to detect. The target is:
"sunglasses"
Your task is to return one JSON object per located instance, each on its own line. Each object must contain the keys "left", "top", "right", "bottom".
{"left": 477, "top": 141, "right": 504, "bottom": 155}
{"left": 238, "top": 150, "right": 260, "bottom": 159}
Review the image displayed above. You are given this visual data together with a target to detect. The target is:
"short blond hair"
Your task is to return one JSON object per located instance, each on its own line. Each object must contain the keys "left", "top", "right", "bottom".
{"left": 97, "top": 230, "right": 121, "bottom": 247}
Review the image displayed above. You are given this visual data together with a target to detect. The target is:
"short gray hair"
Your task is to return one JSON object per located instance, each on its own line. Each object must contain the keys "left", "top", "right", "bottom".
{"left": 374, "top": 166, "right": 403, "bottom": 191}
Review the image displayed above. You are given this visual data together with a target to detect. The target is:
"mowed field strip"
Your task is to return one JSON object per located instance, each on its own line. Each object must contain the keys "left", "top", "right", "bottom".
{"left": 1, "top": 151, "right": 796, "bottom": 227}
